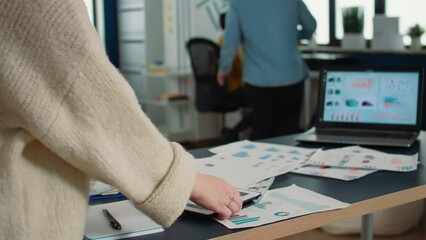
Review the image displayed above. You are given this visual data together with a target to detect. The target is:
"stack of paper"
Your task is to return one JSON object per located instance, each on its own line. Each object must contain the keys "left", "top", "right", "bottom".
{"left": 292, "top": 165, "right": 377, "bottom": 181}
{"left": 306, "top": 146, "right": 418, "bottom": 172}
{"left": 205, "top": 140, "right": 418, "bottom": 182}
{"left": 292, "top": 145, "right": 418, "bottom": 181}
{"left": 203, "top": 141, "right": 352, "bottom": 229}
{"left": 206, "top": 140, "right": 372, "bottom": 182}
{"left": 198, "top": 140, "right": 318, "bottom": 188}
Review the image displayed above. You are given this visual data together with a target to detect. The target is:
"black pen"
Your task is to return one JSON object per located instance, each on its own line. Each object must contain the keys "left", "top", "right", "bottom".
{"left": 102, "top": 208, "right": 122, "bottom": 230}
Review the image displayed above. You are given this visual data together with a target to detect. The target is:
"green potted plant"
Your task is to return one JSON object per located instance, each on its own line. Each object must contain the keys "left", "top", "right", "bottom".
{"left": 407, "top": 24, "right": 424, "bottom": 50}
{"left": 343, "top": 7, "right": 364, "bottom": 34}
{"left": 341, "top": 6, "right": 365, "bottom": 49}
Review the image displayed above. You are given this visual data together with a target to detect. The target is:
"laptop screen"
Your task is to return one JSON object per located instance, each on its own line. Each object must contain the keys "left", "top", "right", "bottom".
{"left": 317, "top": 66, "right": 423, "bottom": 131}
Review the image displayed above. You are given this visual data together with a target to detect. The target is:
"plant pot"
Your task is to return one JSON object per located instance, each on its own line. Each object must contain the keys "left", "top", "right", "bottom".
{"left": 341, "top": 33, "right": 366, "bottom": 50}
{"left": 411, "top": 37, "right": 422, "bottom": 51}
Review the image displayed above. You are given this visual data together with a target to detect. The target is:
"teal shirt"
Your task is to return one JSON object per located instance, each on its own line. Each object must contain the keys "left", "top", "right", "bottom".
{"left": 219, "top": 0, "right": 316, "bottom": 87}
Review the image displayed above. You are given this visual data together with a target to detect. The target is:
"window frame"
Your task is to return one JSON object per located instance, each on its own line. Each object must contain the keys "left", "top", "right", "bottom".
{"left": 307, "top": 0, "right": 423, "bottom": 48}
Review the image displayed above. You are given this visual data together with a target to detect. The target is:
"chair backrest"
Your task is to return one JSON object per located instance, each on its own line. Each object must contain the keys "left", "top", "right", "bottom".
{"left": 186, "top": 38, "right": 228, "bottom": 112}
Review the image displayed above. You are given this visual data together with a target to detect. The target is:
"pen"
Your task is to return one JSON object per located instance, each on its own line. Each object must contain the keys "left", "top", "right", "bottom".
{"left": 102, "top": 208, "right": 122, "bottom": 230}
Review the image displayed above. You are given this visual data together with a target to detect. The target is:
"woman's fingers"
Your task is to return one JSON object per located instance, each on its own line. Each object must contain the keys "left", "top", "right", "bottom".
{"left": 190, "top": 174, "right": 243, "bottom": 219}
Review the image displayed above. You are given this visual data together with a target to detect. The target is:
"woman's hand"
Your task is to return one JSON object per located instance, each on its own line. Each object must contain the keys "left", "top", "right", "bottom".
{"left": 190, "top": 173, "right": 242, "bottom": 219}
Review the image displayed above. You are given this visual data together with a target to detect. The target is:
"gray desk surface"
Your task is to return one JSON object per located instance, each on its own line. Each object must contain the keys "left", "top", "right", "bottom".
{"left": 140, "top": 132, "right": 426, "bottom": 240}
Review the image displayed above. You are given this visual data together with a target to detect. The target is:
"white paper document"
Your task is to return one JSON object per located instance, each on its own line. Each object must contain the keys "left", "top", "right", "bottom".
{"left": 247, "top": 177, "right": 275, "bottom": 202}
{"left": 216, "top": 185, "right": 350, "bottom": 229}
{"left": 197, "top": 140, "right": 318, "bottom": 188}
{"left": 292, "top": 165, "right": 377, "bottom": 181}
{"left": 209, "top": 140, "right": 317, "bottom": 159}
{"left": 307, "top": 145, "right": 418, "bottom": 172}
{"left": 84, "top": 200, "right": 163, "bottom": 240}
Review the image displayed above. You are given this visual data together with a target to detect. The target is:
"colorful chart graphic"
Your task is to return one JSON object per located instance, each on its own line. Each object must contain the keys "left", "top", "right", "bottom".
{"left": 270, "top": 192, "right": 331, "bottom": 211}
{"left": 370, "top": 112, "right": 413, "bottom": 121}
{"left": 274, "top": 211, "right": 290, "bottom": 217}
{"left": 288, "top": 150, "right": 300, "bottom": 154}
{"left": 386, "top": 78, "right": 415, "bottom": 93}
{"left": 351, "top": 78, "right": 372, "bottom": 89}
{"left": 383, "top": 96, "right": 401, "bottom": 107}
{"left": 233, "top": 151, "right": 249, "bottom": 158}
{"left": 326, "top": 101, "right": 340, "bottom": 107}
{"left": 266, "top": 147, "right": 280, "bottom": 152}
{"left": 362, "top": 101, "right": 373, "bottom": 106}
{"left": 330, "top": 112, "right": 360, "bottom": 121}
{"left": 322, "top": 71, "right": 418, "bottom": 125}
{"left": 328, "top": 77, "right": 342, "bottom": 83}
{"left": 259, "top": 155, "right": 271, "bottom": 160}
{"left": 345, "top": 99, "right": 359, "bottom": 107}
{"left": 242, "top": 144, "right": 256, "bottom": 149}
{"left": 230, "top": 215, "right": 261, "bottom": 225}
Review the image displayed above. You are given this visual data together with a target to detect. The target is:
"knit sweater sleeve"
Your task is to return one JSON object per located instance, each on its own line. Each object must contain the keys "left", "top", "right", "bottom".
{"left": 0, "top": 0, "right": 196, "bottom": 227}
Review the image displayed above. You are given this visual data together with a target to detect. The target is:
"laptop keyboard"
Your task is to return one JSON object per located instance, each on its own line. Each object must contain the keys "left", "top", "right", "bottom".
{"left": 316, "top": 129, "right": 414, "bottom": 139}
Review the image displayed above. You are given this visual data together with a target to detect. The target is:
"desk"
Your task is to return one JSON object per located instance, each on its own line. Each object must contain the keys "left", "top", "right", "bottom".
{"left": 142, "top": 132, "right": 426, "bottom": 240}
{"left": 300, "top": 45, "right": 426, "bottom": 56}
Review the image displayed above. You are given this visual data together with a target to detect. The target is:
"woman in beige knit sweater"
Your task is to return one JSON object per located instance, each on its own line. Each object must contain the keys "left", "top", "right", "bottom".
{"left": 0, "top": 0, "right": 242, "bottom": 239}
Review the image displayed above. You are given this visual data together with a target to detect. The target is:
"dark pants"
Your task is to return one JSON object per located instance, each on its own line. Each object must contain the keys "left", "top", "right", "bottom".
{"left": 245, "top": 81, "right": 304, "bottom": 140}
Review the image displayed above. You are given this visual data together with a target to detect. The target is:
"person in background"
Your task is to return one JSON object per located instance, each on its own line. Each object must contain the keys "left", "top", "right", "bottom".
{"left": 0, "top": 1, "right": 241, "bottom": 240}
{"left": 217, "top": 12, "right": 251, "bottom": 142}
{"left": 218, "top": 0, "right": 316, "bottom": 140}
{"left": 217, "top": 13, "right": 244, "bottom": 95}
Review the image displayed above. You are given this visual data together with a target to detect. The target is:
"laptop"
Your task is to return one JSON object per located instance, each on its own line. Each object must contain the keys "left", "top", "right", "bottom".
{"left": 297, "top": 65, "right": 424, "bottom": 147}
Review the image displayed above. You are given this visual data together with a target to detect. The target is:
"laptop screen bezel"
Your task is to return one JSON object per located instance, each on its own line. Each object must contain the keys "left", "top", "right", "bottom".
{"left": 315, "top": 65, "right": 424, "bottom": 132}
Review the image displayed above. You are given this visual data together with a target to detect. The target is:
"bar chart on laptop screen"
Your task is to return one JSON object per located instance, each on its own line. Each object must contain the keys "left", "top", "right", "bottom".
{"left": 322, "top": 71, "right": 419, "bottom": 125}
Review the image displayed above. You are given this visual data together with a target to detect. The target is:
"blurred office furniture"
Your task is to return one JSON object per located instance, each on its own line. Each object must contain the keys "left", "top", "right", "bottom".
{"left": 117, "top": 0, "right": 195, "bottom": 141}
{"left": 186, "top": 38, "right": 252, "bottom": 143}
{"left": 117, "top": 0, "right": 148, "bottom": 103}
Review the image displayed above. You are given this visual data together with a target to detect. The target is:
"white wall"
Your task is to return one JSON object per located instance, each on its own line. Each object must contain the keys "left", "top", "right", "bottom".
{"left": 191, "top": 0, "right": 226, "bottom": 41}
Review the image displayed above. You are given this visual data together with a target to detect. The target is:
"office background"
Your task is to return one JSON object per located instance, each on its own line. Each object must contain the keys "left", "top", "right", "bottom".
{"left": 81, "top": 1, "right": 426, "bottom": 239}
{"left": 81, "top": 0, "right": 426, "bottom": 140}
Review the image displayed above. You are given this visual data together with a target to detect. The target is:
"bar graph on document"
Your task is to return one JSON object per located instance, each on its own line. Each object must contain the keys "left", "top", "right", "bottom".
{"left": 217, "top": 185, "right": 349, "bottom": 229}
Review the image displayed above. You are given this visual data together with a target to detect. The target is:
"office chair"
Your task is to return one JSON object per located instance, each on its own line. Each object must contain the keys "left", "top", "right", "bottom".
{"left": 186, "top": 37, "right": 252, "bottom": 143}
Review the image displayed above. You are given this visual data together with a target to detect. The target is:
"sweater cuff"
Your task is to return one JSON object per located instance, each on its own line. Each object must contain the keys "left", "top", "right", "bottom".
{"left": 134, "top": 142, "right": 196, "bottom": 227}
